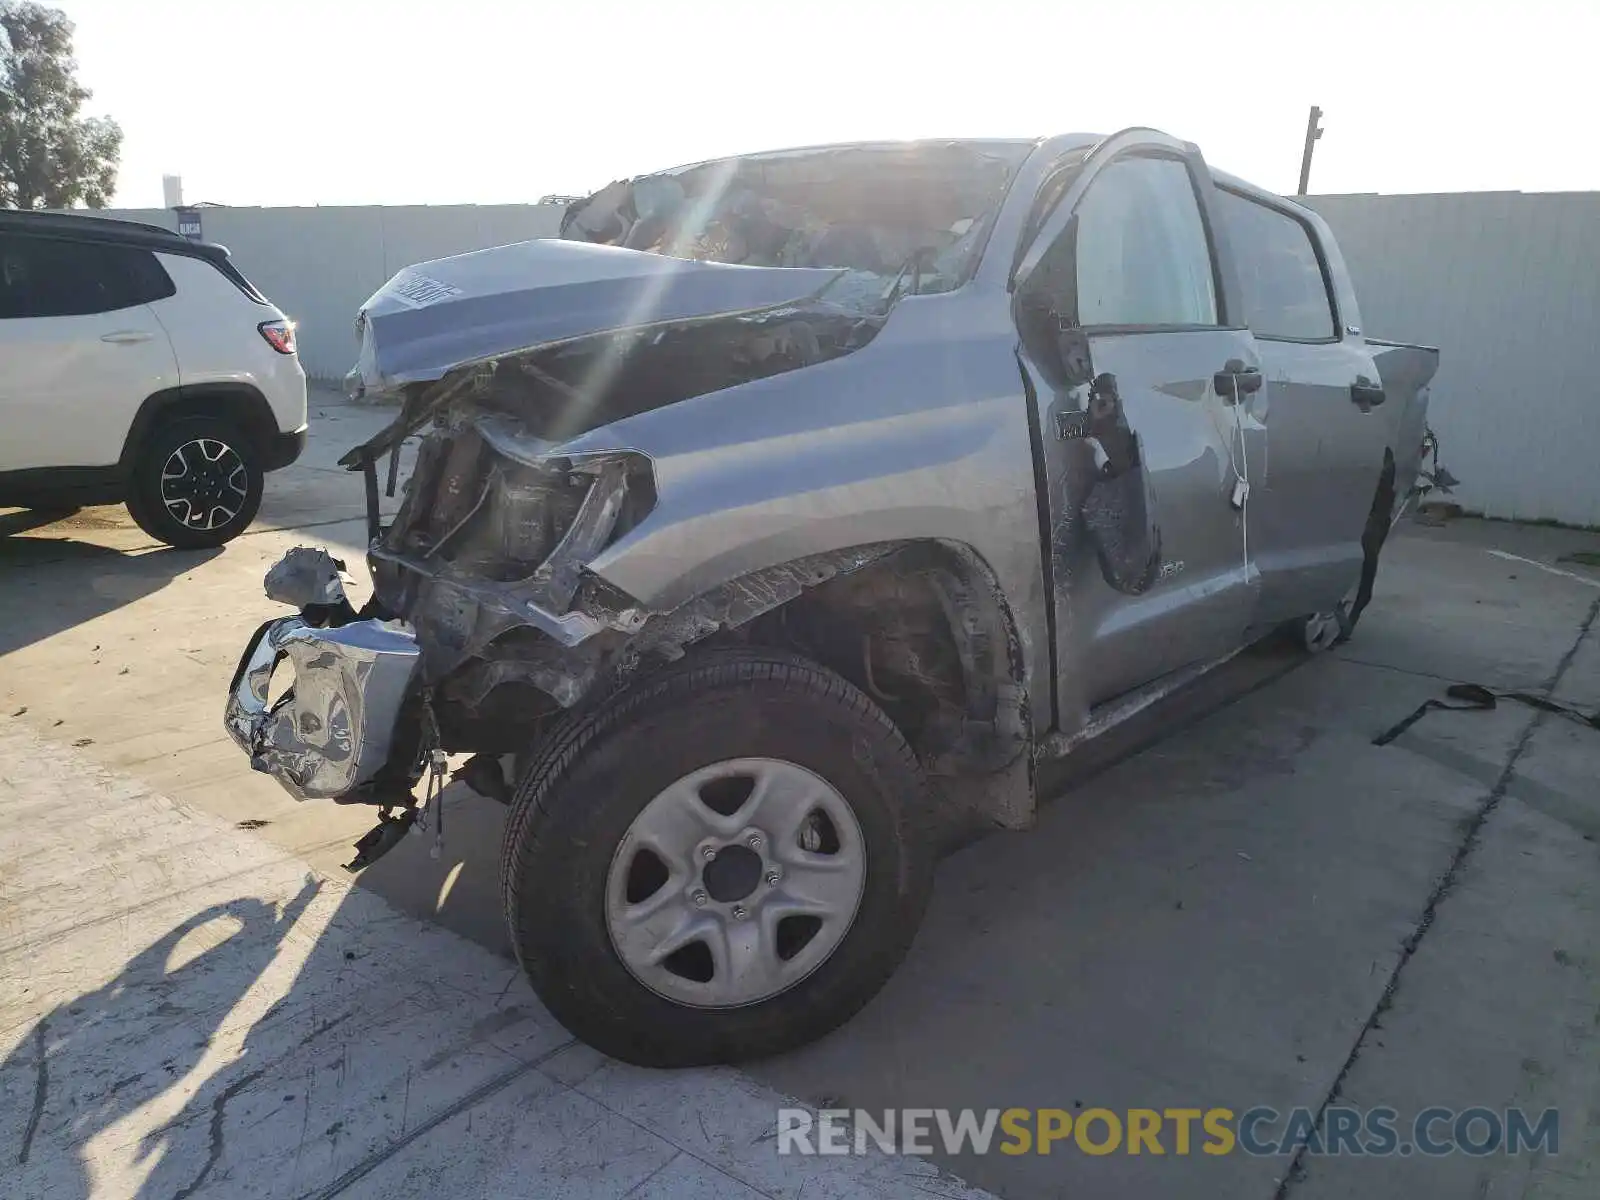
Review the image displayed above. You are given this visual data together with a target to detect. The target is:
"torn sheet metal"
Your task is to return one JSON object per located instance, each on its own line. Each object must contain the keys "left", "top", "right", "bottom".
{"left": 365, "top": 444, "right": 641, "bottom": 682}
{"left": 264, "top": 547, "right": 353, "bottom": 611}
{"left": 224, "top": 617, "right": 420, "bottom": 801}
{"left": 439, "top": 545, "right": 901, "bottom": 716}
{"left": 1368, "top": 339, "right": 1441, "bottom": 509}
{"left": 349, "top": 239, "right": 846, "bottom": 397}
{"left": 1077, "top": 372, "right": 1162, "bottom": 596}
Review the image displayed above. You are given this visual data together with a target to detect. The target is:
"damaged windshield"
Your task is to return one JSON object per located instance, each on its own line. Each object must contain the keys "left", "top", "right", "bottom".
{"left": 560, "top": 140, "right": 1035, "bottom": 302}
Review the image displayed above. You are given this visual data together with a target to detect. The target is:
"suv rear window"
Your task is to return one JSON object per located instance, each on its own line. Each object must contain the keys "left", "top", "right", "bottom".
{"left": 0, "top": 234, "right": 175, "bottom": 319}
{"left": 1217, "top": 190, "right": 1336, "bottom": 340}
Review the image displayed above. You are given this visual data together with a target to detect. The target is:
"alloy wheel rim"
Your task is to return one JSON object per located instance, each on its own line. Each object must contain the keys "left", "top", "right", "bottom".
{"left": 604, "top": 757, "right": 867, "bottom": 1009}
{"left": 161, "top": 438, "right": 248, "bottom": 530}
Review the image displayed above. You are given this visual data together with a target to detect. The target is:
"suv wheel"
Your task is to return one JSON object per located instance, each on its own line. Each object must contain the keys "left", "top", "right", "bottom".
{"left": 126, "top": 418, "right": 263, "bottom": 549}
{"left": 501, "top": 648, "right": 933, "bottom": 1067}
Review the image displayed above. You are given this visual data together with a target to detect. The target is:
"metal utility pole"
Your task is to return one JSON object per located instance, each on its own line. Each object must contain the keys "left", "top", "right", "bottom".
{"left": 1297, "top": 106, "right": 1324, "bottom": 196}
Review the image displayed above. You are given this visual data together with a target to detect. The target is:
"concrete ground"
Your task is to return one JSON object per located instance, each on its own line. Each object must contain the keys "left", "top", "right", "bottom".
{"left": 2, "top": 391, "right": 1598, "bottom": 1198}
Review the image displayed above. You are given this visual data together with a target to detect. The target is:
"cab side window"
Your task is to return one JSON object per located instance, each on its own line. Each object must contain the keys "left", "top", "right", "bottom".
{"left": 1216, "top": 190, "right": 1336, "bottom": 340}
{"left": 1075, "top": 156, "right": 1218, "bottom": 328}
{"left": 0, "top": 234, "right": 174, "bottom": 320}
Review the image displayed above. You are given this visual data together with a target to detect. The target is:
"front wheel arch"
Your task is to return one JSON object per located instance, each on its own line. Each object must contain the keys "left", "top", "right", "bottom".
{"left": 119, "top": 384, "right": 279, "bottom": 480}
{"left": 458, "top": 539, "right": 1039, "bottom": 829}
{"left": 689, "top": 540, "right": 1036, "bottom": 830}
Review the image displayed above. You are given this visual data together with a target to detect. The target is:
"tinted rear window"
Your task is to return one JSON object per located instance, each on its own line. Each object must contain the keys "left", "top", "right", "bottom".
{"left": 0, "top": 234, "right": 175, "bottom": 319}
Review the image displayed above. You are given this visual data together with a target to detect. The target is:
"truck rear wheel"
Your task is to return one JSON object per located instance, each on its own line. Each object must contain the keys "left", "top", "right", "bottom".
{"left": 500, "top": 648, "right": 933, "bottom": 1067}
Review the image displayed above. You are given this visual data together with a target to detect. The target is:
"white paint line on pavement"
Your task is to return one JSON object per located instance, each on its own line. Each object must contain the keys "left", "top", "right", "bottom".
{"left": 1485, "top": 548, "right": 1600, "bottom": 588}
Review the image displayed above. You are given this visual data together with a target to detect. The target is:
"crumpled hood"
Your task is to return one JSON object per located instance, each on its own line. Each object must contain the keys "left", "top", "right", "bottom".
{"left": 348, "top": 239, "right": 845, "bottom": 397}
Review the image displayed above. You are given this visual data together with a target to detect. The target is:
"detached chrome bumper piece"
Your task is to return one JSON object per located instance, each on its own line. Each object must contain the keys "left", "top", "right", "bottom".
{"left": 224, "top": 616, "right": 420, "bottom": 801}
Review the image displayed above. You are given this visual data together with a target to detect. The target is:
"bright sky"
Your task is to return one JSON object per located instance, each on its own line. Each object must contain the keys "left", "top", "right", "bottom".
{"left": 55, "top": 0, "right": 1600, "bottom": 209}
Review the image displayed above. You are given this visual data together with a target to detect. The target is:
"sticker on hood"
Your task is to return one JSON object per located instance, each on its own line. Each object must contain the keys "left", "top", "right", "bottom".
{"left": 389, "top": 269, "right": 463, "bottom": 308}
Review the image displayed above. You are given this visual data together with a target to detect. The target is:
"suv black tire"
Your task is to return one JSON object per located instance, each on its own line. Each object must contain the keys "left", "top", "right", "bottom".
{"left": 501, "top": 647, "right": 934, "bottom": 1067}
{"left": 125, "top": 417, "right": 263, "bottom": 549}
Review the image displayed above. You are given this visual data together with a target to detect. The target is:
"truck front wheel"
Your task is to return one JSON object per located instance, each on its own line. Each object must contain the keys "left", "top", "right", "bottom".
{"left": 500, "top": 648, "right": 933, "bottom": 1067}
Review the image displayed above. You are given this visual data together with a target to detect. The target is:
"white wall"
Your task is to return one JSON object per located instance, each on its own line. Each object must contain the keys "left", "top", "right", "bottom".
{"left": 92, "top": 204, "right": 565, "bottom": 383}
{"left": 90, "top": 191, "right": 1600, "bottom": 526}
{"left": 1303, "top": 191, "right": 1600, "bottom": 527}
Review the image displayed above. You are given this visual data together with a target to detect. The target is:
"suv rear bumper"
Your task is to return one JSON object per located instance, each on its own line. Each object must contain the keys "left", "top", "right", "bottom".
{"left": 264, "top": 426, "right": 308, "bottom": 472}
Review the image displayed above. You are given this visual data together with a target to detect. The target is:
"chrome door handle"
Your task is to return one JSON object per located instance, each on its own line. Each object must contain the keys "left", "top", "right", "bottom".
{"left": 101, "top": 330, "right": 152, "bottom": 344}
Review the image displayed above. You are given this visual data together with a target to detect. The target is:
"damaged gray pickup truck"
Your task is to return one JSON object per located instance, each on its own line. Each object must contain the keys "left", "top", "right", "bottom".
{"left": 225, "top": 129, "right": 1442, "bottom": 1067}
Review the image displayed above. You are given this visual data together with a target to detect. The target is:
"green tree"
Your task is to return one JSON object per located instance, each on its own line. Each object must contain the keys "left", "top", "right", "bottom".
{"left": 0, "top": 1, "right": 120, "bottom": 209}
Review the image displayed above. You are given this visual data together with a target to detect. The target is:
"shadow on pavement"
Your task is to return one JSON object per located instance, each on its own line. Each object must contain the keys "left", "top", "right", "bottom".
{"left": 0, "top": 533, "right": 221, "bottom": 658}
{"left": 0, "top": 509, "right": 83, "bottom": 539}
{"left": 353, "top": 783, "right": 517, "bottom": 955}
{"left": 5, "top": 881, "right": 321, "bottom": 1198}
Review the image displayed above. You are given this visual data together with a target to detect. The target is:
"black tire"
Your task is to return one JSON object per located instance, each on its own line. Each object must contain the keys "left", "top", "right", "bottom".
{"left": 125, "top": 417, "right": 263, "bottom": 549}
{"left": 501, "top": 647, "right": 934, "bottom": 1067}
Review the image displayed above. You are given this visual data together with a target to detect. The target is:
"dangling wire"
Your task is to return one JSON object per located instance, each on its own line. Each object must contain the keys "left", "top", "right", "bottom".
{"left": 413, "top": 698, "right": 449, "bottom": 860}
{"left": 1229, "top": 374, "right": 1252, "bottom": 581}
{"left": 1207, "top": 372, "right": 1253, "bottom": 581}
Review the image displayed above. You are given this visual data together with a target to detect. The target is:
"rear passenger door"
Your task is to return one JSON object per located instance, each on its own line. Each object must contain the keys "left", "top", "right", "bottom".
{"left": 1013, "top": 132, "right": 1263, "bottom": 712}
{"left": 0, "top": 233, "right": 180, "bottom": 472}
{"left": 1214, "top": 189, "right": 1389, "bottom": 624}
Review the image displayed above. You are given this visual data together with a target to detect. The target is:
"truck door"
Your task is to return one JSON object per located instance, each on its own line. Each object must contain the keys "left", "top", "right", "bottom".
{"left": 1012, "top": 131, "right": 1263, "bottom": 717}
{"left": 1212, "top": 189, "right": 1391, "bottom": 625}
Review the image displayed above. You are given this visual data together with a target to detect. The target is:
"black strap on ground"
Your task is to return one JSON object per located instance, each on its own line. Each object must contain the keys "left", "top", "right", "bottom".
{"left": 1374, "top": 682, "right": 1600, "bottom": 747}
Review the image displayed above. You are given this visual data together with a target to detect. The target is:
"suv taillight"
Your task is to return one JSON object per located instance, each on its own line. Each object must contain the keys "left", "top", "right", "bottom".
{"left": 259, "top": 319, "right": 297, "bottom": 355}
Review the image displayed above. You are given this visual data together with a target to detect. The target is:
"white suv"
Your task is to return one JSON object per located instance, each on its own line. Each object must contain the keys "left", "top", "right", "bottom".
{"left": 0, "top": 212, "right": 308, "bottom": 548}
